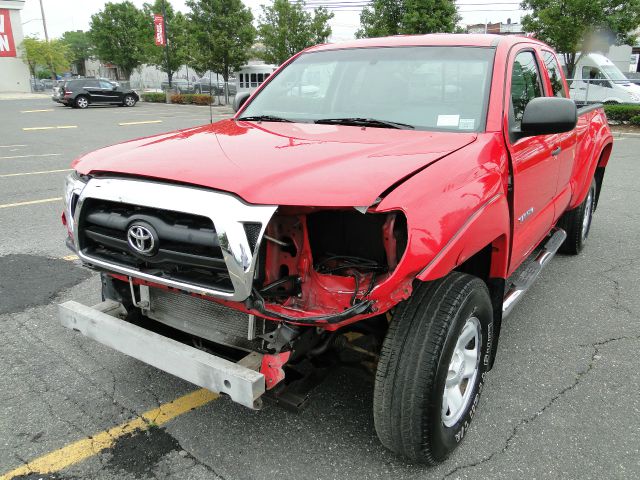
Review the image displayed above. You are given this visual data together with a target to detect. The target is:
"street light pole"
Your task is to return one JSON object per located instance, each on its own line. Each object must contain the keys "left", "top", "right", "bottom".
{"left": 161, "top": 0, "right": 172, "bottom": 89}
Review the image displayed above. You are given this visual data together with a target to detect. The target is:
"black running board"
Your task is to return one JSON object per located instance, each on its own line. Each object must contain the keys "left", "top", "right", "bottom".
{"left": 502, "top": 228, "right": 567, "bottom": 318}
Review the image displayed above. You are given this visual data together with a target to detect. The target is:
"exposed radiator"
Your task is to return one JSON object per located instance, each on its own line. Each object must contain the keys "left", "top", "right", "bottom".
{"left": 145, "top": 288, "right": 266, "bottom": 351}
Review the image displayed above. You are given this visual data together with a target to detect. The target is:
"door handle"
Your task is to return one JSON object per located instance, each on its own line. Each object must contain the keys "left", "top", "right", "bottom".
{"left": 551, "top": 146, "right": 562, "bottom": 156}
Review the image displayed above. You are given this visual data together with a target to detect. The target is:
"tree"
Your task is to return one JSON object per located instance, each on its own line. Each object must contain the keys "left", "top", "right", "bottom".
{"left": 257, "top": 0, "right": 333, "bottom": 65}
{"left": 187, "top": 0, "right": 256, "bottom": 94}
{"left": 356, "top": 0, "right": 459, "bottom": 38}
{"left": 401, "top": 0, "right": 459, "bottom": 34}
{"left": 89, "top": 1, "right": 148, "bottom": 80}
{"left": 61, "top": 30, "right": 92, "bottom": 76}
{"left": 20, "top": 37, "right": 70, "bottom": 79}
{"left": 521, "top": 0, "right": 640, "bottom": 78}
{"left": 143, "top": 0, "right": 190, "bottom": 86}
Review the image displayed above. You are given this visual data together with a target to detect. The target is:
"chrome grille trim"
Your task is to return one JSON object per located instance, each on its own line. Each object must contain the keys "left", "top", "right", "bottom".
{"left": 73, "top": 178, "right": 277, "bottom": 301}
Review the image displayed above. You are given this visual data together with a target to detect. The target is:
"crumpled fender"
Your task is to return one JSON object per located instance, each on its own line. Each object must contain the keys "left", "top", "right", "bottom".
{"left": 375, "top": 133, "right": 511, "bottom": 284}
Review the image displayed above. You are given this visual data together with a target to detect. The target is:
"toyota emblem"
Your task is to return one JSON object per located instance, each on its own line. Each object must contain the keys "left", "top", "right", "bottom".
{"left": 127, "top": 224, "right": 156, "bottom": 255}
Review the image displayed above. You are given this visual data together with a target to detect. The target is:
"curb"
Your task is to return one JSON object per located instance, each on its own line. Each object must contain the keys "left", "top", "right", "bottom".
{"left": 140, "top": 101, "right": 234, "bottom": 111}
{"left": 610, "top": 131, "right": 640, "bottom": 138}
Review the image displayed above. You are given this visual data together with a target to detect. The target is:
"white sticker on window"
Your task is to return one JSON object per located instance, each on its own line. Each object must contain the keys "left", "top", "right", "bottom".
{"left": 436, "top": 114, "right": 460, "bottom": 127}
{"left": 459, "top": 118, "right": 475, "bottom": 130}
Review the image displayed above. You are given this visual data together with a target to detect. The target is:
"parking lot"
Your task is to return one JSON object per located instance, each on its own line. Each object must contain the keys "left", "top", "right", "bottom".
{"left": 0, "top": 97, "right": 638, "bottom": 480}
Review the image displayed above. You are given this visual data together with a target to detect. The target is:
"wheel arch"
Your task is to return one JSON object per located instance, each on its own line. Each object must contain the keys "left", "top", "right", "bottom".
{"left": 413, "top": 197, "right": 510, "bottom": 371}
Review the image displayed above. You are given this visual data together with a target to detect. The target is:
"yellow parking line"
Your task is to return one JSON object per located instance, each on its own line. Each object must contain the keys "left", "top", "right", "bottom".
{"left": 119, "top": 120, "right": 163, "bottom": 126}
{"left": 62, "top": 254, "right": 79, "bottom": 261}
{"left": 23, "top": 126, "right": 77, "bottom": 131}
{"left": 0, "top": 389, "right": 218, "bottom": 480}
{"left": 0, "top": 197, "right": 62, "bottom": 209}
{"left": 21, "top": 109, "right": 54, "bottom": 113}
{"left": 0, "top": 168, "right": 72, "bottom": 178}
{"left": 0, "top": 153, "right": 61, "bottom": 160}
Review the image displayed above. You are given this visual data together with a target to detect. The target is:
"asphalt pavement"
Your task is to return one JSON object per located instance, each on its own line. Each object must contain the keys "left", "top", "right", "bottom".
{"left": 0, "top": 97, "right": 638, "bottom": 480}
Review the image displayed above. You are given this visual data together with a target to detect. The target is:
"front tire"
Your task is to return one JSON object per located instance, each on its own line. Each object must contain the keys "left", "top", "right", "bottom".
{"left": 123, "top": 94, "right": 137, "bottom": 107}
{"left": 373, "top": 272, "right": 493, "bottom": 464}
{"left": 558, "top": 177, "right": 596, "bottom": 255}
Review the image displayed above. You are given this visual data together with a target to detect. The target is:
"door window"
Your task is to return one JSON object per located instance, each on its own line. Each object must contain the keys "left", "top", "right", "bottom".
{"left": 99, "top": 80, "right": 113, "bottom": 89}
{"left": 511, "top": 51, "right": 543, "bottom": 128}
{"left": 542, "top": 51, "right": 566, "bottom": 97}
{"left": 84, "top": 79, "right": 99, "bottom": 88}
{"left": 582, "top": 66, "right": 611, "bottom": 88}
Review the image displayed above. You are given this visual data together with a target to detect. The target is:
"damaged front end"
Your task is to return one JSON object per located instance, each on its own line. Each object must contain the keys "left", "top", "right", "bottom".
{"left": 62, "top": 175, "right": 413, "bottom": 408}
{"left": 248, "top": 207, "right": 409, "bottom": 326}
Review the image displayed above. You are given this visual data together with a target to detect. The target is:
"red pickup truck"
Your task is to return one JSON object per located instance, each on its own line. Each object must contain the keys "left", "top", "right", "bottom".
{"left": 60, "top": 34, "right": 613, "bottom": 464}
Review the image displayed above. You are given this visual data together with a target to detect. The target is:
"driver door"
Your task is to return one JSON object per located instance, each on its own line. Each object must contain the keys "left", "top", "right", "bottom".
{"left": 574, "top": 66, "right": 612, "bottom": 104}
{"left": 99, "top": 80, "right": 121, "bottom": 103}
{"left": 505, "top": 49, "right": 560, "bottom": 273}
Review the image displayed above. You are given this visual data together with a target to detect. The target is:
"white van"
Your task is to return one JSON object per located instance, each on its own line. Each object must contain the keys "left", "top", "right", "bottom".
{"left": 567, "top": 53, "right": 640, "bottom": 104}
{"left": 236, "top": 64, "right": 278, "bottom": 94}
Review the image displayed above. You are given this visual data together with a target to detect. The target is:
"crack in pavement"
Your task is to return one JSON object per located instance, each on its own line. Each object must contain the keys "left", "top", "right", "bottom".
{"left": 604, "top": 276, "right": 638, "bottom": 318}
{"left": 170, "top": 439, "right": 227, "bottom": 480}
{"left": 441, "top": 334, "right": 640, "bottom": 479}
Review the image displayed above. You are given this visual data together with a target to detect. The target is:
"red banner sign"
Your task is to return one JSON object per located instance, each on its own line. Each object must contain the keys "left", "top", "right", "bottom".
{"left": 153, "top": 14, "right": 165, "bottom": 46}
{"left": 0, "top": 9, "right": 17, "bottom": 57}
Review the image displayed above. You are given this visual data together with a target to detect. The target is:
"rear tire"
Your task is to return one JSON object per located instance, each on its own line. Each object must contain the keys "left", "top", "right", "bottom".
{"left": 75, "top": 95, "right": 89, "bottom": 109}
{"left": 558, "top": 178, "right": 596, "bottom": 255}
{"left": 373, "top": 272, "right": 493, "bottom": 464}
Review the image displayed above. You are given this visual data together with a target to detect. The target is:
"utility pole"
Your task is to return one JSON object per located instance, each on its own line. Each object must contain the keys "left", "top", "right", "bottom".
{"left": 161, "top": 0, "right": 172, "bottom": 89}
{"left": 38, "top": 0, "right": 49, "bottom": 42}
{"left": 38, "top": 0, "right": 56, "bottom": 81}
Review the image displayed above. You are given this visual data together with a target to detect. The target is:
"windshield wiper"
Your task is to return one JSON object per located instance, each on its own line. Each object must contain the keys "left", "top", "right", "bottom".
{"left": 237, "top": 115, "right": 292, "bottom": 123}
{"left": 314, "top": 117, "right": 415, "bottom": 129}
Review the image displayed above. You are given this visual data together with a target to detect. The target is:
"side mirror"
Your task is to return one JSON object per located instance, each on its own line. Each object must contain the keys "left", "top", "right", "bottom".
{"left": 233, "top": 92, "right": 250, "bottom": 112}
{"left": 519, "top": 97, "right": 577, "bottom": 138}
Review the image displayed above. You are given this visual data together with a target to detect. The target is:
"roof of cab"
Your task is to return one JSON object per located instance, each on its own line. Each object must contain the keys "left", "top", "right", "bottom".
{"left": 308, "top": 33, "right": 547, "bottom": 52}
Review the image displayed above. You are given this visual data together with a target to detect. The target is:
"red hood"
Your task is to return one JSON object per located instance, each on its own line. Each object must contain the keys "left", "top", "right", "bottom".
{"left": 73, "top": 119, "right": 477, "bottom": 206}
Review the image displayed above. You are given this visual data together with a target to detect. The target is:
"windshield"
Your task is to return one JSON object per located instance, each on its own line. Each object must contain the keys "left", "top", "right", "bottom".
{"left": 600, "top": 64, "right": 630, "bottom": 83}
{"left": 240, "top": 46, "right": 495, "bottom": 132}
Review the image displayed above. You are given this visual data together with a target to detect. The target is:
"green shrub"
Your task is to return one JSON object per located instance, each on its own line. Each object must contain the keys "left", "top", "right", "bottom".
{"left": 141, "top": 92, "right": 165, "bottom": 103}
{"left": 603, "top": 104, "right": 640, "bottom": 122}
{"left": 630, "top": 115, "right": 640, "bottom": 126}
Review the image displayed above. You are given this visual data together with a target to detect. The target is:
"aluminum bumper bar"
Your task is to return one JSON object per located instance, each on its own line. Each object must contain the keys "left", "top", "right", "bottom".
{"left": 58, "top": 300, "right": 265, "bottom": 409}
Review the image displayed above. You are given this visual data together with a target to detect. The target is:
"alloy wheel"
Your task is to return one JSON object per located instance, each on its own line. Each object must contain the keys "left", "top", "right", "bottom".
{"left": 442, "top": 316, "right": 481, "bottom": 427}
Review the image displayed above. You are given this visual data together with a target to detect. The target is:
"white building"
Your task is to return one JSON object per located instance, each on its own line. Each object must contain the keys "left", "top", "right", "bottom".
{"left": 0, "top": 0, "right": 30, "bottom": 93}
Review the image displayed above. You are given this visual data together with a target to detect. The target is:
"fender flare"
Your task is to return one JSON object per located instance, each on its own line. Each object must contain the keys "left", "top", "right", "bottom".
{"left": 571, "top": 138, "right": 613, "bottom": 210}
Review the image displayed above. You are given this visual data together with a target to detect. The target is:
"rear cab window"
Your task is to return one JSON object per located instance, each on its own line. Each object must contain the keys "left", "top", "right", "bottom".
{"left": 542, "top": 51, "right": 567, "bottom": 97}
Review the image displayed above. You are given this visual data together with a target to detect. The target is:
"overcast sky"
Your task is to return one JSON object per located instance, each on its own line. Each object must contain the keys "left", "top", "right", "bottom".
{"left": 20, "top": 0, "right": 526, "bottom": 43}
